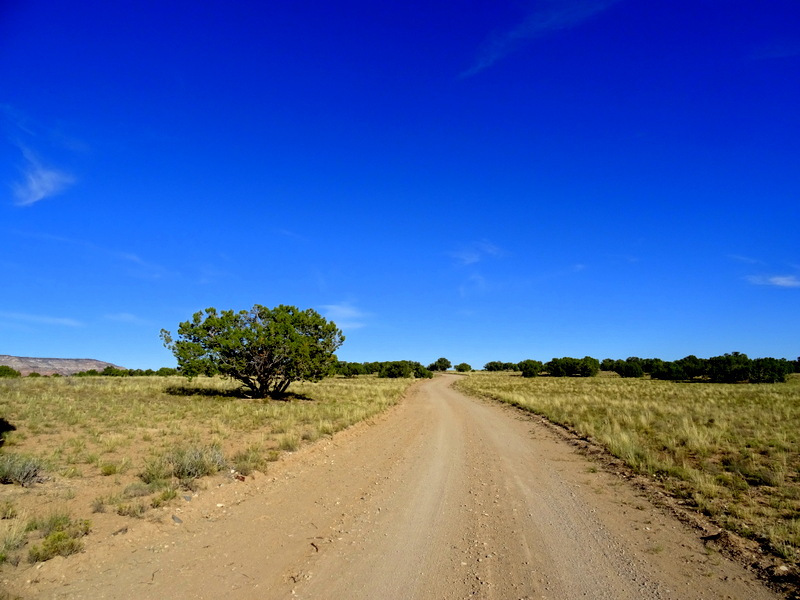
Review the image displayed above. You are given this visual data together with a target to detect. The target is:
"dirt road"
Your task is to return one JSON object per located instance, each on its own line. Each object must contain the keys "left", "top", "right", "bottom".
{"left": 16, "top": 375, "right": 780, "bottom": 599}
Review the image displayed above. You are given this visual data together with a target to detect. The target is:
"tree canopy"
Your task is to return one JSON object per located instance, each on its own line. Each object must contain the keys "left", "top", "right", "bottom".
{"left": 597, "top": 352, "right": 795, "bottom": 383}
{"left": 518, "top": 359, "right": 543, "bottom": 378}
{"left": 160, "top": 304, "right": 344, "bottom": 398}
{"left": 544, "top": 356, "right": 600, "bottom": 377}
{"left": 483, "top": 361, "right": 519, "bottom": 372}
{"left": 427, "top": 357, "right": 452, "bottom": 371}
{"left": 649, "top": 352, "right": 793, "bottom": 383}
{"left": 378, "top": 361, "right": 432, "bottom": 379}
{"left": 0, "top": 366, "right": 21, "bottom": 378}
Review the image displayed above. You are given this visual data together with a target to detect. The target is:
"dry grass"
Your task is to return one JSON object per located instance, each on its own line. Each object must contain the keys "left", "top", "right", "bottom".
{"left": 455, "top": 372, "right": 800, "bottom": 563}
{"left": 0, "top": 374, "right": 414, "bottom": 565}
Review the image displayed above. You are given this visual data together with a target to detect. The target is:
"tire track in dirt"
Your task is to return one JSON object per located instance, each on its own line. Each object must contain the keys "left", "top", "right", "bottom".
{"left": 16, "top": 375, "right": 781, "bottom": 599}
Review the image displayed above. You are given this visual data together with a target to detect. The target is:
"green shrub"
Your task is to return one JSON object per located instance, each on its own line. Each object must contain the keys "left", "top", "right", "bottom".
{"left": 115, "top": 503, "right": 146, "bottom": 518}
{"left": 141, "top": 445, "right": 226, "bottom": 486}
{"left": 414, "top": 365, "right": 433, "bottom": 379}
{"left": 278, "top": 433, "right": 300, "bottom": 452}
{"left": 376, "top": 360, "right": 432, "bottom": 379}
{"left": 1, "top": 514, "right": 27, "bottom": 563}
{"left": 615, "top": 360, "right": 644, "bottom": 378}
{"left": 427, "top": 357, "right": 451, "bottom": 372}
{"left": 336, "top": 362, "right": 367, "bottom": 377}
{"left": 167, "top": 445, "right": 226, "bottom": 480}
{"left": 28, "top": 531, "right": 84, "bottom": 562}
{"left": 99, "top": 462, "right": 118, "bottom": 476}
{"left": 232, "top": 446, "right": 265, "bottom": 475}
{"left": 123, "top": 481, "right": 156, "bottom": 498}
{"left": 27, "top": 512, "right": 89, "bottom": 538}
{"left": 26, "top": 513, "right": 90, "bottom": 563}
{"left": 379, "top": 361, "right": 413, "bottom": 378}
{"left": 139, "top": 456, "right": 171, "bottom": 485}
{"left": 544, "top": 356, "right": 600, "bottom": 377}
{"left": 0, "top": 366, "right": 21, "bottom": 378}
{"left": 518, "top": 359, "right": 543, "bottom": 378}
{"left": 150, "top": 487, "right": 178, "bottom": 508}
{"left": 0, "top": 453, "right": 45, "bottom": 486}
{"left": 483, "top": 361, "right": 518, "bottom": 372}
{"left": 91, "top": 497, "right": 107, "bottom": 513}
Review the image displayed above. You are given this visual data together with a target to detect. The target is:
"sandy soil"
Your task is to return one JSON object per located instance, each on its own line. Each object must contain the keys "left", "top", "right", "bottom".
{"left": 6, "top": 375, "right": 784, "bottom": 599}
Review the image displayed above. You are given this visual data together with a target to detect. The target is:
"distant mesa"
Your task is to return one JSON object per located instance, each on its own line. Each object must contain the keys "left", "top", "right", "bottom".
{"left": 0, "top": 355, "right": 125, "bottom": 376}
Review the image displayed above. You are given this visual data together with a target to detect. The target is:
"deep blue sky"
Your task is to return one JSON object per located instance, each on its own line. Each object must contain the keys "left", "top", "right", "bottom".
{"left": 1, "top": 0, "right": 798, "bottom": 369}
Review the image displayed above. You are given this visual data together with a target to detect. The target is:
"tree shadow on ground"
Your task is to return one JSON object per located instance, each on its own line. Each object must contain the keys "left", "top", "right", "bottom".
{"left": 274, "top": 391, "right": 315, "bottom": 402}
{"left": 0, "top": 417, "right": 16, "bottom": 447}
{"left": 164, "top": 386, "right": 245, "bottom": 399}
{"left": 164, "top": 386, "right": 314, "bottom": 402}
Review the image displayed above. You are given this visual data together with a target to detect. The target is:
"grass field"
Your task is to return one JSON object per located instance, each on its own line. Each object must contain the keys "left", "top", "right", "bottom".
{"left": 455, "top": 372, "right": 800, "bottom": 564}
{"left": 0, "top": 375, "right": 414, "bottom": 566}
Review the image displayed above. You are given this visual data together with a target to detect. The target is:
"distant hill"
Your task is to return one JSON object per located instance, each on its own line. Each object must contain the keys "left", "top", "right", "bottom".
{"left": 0, "top": 355, "right": 125, "bottom": 376}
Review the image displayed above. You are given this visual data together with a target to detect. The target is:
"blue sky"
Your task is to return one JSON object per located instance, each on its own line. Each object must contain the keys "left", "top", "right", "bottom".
{"left": 1, "top": 0, "right": 798, "bottom": 370}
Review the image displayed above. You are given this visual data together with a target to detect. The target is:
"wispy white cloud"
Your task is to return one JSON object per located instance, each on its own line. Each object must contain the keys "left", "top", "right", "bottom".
{"left": 746, "top": 275, "right": 800, "bottom": 288}
{"left": 196, "top": 264, "right": 233, "bottom": 285}
{"left": 750, "top": 40, "right": 800, "bottom": 61}
{"left": 104, "top": 313, "right": 150, "bottom": 325}
{"left": 606, "top": 253, "right": 639, "bottom": 264}
{"left": 3, "top": 106, "right": 80, "bottom": 206}
{"left": 117, "top": 252, "right": 168, "bottom": 279}
{"left": 0, "top": 311, "right": 83, "bottom": 327}
{"left": 321, "top": 302, "right": 369, "bottom": 330}
{"left": 459, "top": 273, "right": 488, "bottom": 298}
{"left": 275, "top": 228, "right": 309, "bottom": 242}
{"left": 462, "top": 0, "right": 623, "bottom": 77}
{"left": 449, "top": 240, "right": 503, "bottom": 266}
{"left": 728, "top": 254, "right": 762, "bottom": 265}
{"left": 12, "top": 231, "right": 167, "bottom": 279}
{"left": 0, "top": 104, "right": 36, "bottom": 136}
{"left": 12, "top": 147, "right": 75, "bottom": 206}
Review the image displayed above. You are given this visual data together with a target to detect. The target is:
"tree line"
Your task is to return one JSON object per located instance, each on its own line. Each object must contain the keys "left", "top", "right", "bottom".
{"left": 5, "top": 353, "right": 796, "bottom": 385}
{"left": 603, "top": 353, "right": 797, "bottom": 383}
{"left": 484, "top": 357, "right": 600, "bottom": 377}
{"left": 334, "top": 357, "right": 479, "bottom": 378}
{"left": 73, "top": 367, "right": 179, "bottom": 377}
{"left": 334, "top": 360, "right": 433, "bottom": 379}
{"left": 482, "top": 353, "right": 798, "bottom": 383}
{"left": 0, "top": 366, "right": 180, "bottom": 378}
